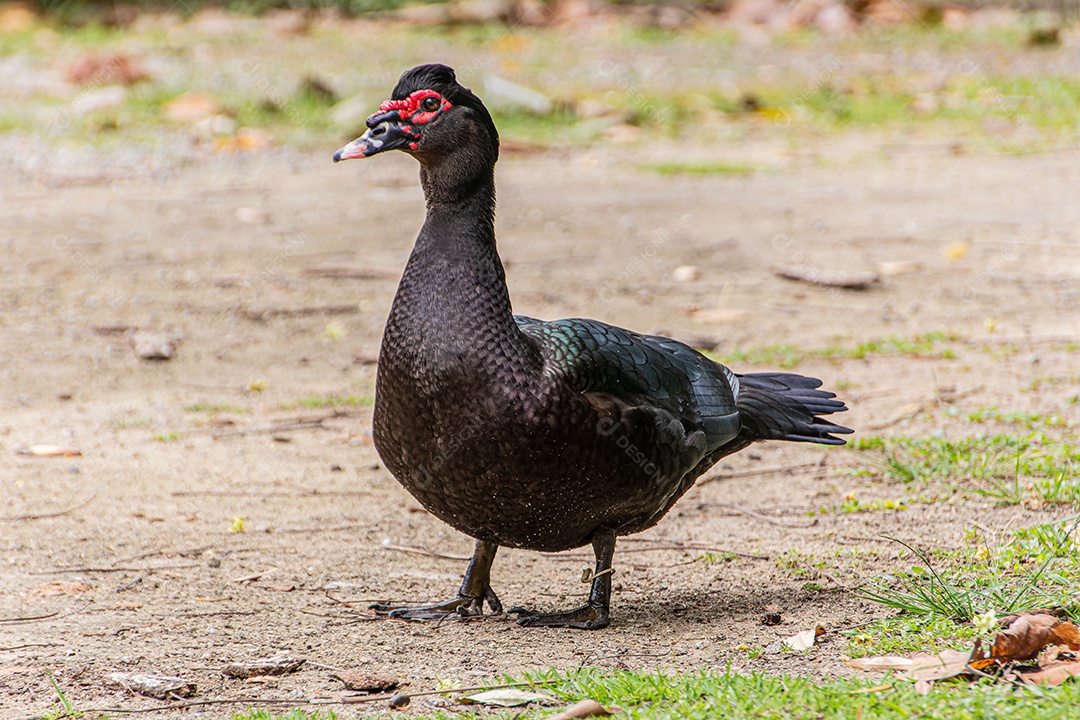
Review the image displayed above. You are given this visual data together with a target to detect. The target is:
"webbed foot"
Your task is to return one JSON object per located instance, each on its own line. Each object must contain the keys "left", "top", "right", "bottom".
{"left": 510, "top": 603, "right": 609, "bottom": 630}
{"left": 370, "top": 539, "right": 502, "bottom": 621}
{"left": 370, "top": 586, "right": 502, "bottom": 620}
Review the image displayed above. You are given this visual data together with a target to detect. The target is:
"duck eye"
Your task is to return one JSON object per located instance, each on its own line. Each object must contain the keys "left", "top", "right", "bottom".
{"left": 421, "top": 96, "right": 440, "bottom": 112}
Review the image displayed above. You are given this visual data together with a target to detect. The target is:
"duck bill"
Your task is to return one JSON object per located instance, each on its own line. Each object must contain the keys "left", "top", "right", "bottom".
{"left": 333, "top": 117, "right": 415, "bottom": 162}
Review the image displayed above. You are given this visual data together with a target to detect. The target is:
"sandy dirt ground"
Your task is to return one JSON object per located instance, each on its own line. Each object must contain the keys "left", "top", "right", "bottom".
{"left": 2, "top": 135, "right": 1080, "bottom": 717}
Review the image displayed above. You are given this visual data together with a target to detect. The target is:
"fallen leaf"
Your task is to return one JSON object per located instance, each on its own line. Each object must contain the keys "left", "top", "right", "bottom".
{"left": 263, "top": 584, "right": 295, "bottom": 592}
{"left": 991, "top": 613, "right": 1064, "bottom": 662}
{"left": 773, "top": 264, "right": 879, "bottom": 290}
{"left": 876, "top": 260, "right": 923, "bottom": 276}
{"left": 223, "top": 654, "right": 305, "bottom": 678}
{"left": 1021, "top": 660, "right": 1080, "bottom": 686}
{"left": 943, "top": 240, "right": 972, "bottom": 261}
{"left": 784, "top": 625, "right": 824, "bottom": 651}
{"left": 545, "top": 699, "right": 619, "bottom": 720}
{"left": 906, "top": 649, "right": 971, "bottom": 681}
{"left": 0, "top": 4, "right": 38, "bottom": 33}
{"left": 844, "top": 656, "right": 914, "bottom": 672}
{"left": 1051, "top": 621, "right": 1080, "bottom": 650}
{"left": 331, "top": 671, "right": 399, "bottom": 692}
{"left": 31, "top": 582, "right": 93, "bottom": 597}
{"left": 112, "top": 601, "right": 143, "bottom": 610}
{"left": 66, "top": 53, "right": 148, "bottom": 85}
{"left": 16, "top": 445, "right": 82, "bottom": 457}
{"left": 913, "top": 678, "right": 933, "bottom": 695}
{"left": 106, "top": 672, "right": 195, "bottom": 699}
{"left": 165, "top": 91, "right": 221, "bottom": 123}
{"left": 465, "top": 688, "right": 556, "bottom": 707}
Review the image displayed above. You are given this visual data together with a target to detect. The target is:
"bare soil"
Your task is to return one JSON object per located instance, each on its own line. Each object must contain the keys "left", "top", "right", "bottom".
{"left": 2, "top": 139, "right": 1080, "bottom": 717}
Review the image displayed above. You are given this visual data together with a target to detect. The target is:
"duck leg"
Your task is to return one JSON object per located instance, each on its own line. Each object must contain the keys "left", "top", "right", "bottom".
{"left": 370, "top": 539, "right": 502, "bottom": 620}
{"left": 513, "top": 529, "right": 615, "bottom": 630}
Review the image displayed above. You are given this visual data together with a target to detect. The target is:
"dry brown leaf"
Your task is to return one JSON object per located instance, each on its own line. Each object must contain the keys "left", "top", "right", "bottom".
{"left": 913, "top": 678, "right": 933, "bottom": 695}
{"left": 165, "top": 92, "right": 221, "bottom": 123}
{"left": 783, "top": 625, "right": 824, "bottom": 651}
{"left": 844, "top": 656, "right": 914, "bottom": 672}
{"left": 1020, "top": 661, "right": 1080, "bottom": 687}
{"left": 906, "top": 649, "right": 971, "bottom": 681}
{"left": 31, "top": 581, "right": 93, "bottom": 597}
{"left": 0, "top": 4, "right": 38, "bottom": 33}
{"left": 223, "top": 654, "right": 305, "bottom": 678}
{"left": 106, "top": 672, "right": 195, "bottom": 699}
{"left": 112, "top": 601, "right": 143, "bottom": 610}
{"left": 1051, "top": 621, "right": 1080, "bottom": 650}
{"left": 66, "top": 53, "right": 149, "bottom": 86}
{"left": 331, "top": 671, "right": 399, "bottom": 692}
{"left": 773, "top": 264, "right": 879, "bottom": 290}
{"left": 991, "top": 613, "right": 1063, "bottom": 662}
{"left": 544, "top": 699, "right": 618, "bottom": 720}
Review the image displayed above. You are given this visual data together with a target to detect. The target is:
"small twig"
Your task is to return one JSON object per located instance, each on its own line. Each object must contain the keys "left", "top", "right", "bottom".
{"left": 696, "top": 503, "right": 818, "bottom": 528}
{"left": 201, "top": 415, "right": 352, "bottom": 438}
{"left": 77, "top": 678, "right": 562, "bottom": 715}
{"left": 580, "top": 567, "right": 615, "bottom": 584}
{"left": 0, "top": 494, "right": 96, "bottom": 522}
{"left": 0, "top": 611, "right": 59, "bottom": 624}
{"left": 241, "top": 303, "right": 360, "bottom": 321}
{"left": 697, "top": 463, "right": 822, "bottom": 486}
{"left": 0, "top": 642, "right": 61, "bottom": 651}
{"left": 171, "top": 610, "right": 256, "bottom": 619}
{"left": 233, "top": 567, "right": 276, "bottom": 584}
{"left": 382, "top": 543, "right": 472, "bottom": 561}
{"left": 840, "top": 535, "right": 956, "bottom": 551}
{"left": 273, "top": 523, "right": 365, "bottom": 535}
{"left": 30, "top": 563, "right": 202, "bottom": 575}
{"left": 544, "top": 541, "right": 768, "bottom": 561}
{"left": 116, "top": 576, "right": 144, "bottom": 593}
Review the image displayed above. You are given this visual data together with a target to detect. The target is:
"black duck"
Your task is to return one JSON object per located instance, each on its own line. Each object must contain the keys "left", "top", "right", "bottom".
{"left": 333, "top": 64, "right": 852, "bottom": 629}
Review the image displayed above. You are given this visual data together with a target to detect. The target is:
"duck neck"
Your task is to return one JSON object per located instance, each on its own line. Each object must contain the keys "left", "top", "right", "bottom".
{"left": 391, "top": 155, "right": 526, "bottom": 355}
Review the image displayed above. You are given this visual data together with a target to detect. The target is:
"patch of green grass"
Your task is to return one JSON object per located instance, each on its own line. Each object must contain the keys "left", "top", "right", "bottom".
{"left": 282, "top": 394, "right": 372, "bottom": 410}
{"left": 823, "top": 332, "right": 957, "bottom": 360}
{"left": 845, "top": 615, "right": 977, "bottom": 658}
{"left": 715, "top": 344, "right": 804, "bottom": 369}
{"left": 521, "top": 667, "right": 1080, "bottom": 719}
{"left": 774, "top": 549, "right": 830, "bottom": 580}
{"left": 489, "top": 107, "right": 581, "bottom": 145}
{"left": 834, "top": 497, "right": 909, "bottom": 514}
{"left": 151, "top": 431, "right": 182, "bottom": 442}
{"left": 643, "top": 160, "right": 761, "bottom": 176}
{"left": 857, "top": 517, "right": 1080, "bottom": 625}
{"left": 966, "top": 407, "right": 1071, "bottom": 431}
{"left": 716, "top": 332, "right": 957, "bottom": 369}
{"left": 111, "top": 417, "right": 153, "bottom": 430}
{"left": 42, "top": 670, "right": 83, "bottom": 720}
{"left": 183, "top": 402, "right": 248, "bottom": 414}
{"left": 231, "top": 711, "right": 337, "bottom": 720}
{"left": 234, "top": 659, "right": 1080, "bottom": 719}
{"left": 851, "top": 434, "right": 1080, "bottom": 500}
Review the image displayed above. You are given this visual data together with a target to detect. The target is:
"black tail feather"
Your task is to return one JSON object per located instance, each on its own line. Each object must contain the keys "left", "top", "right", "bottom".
{"left": 736, "top": 372, "right": 852, "bottom": 445}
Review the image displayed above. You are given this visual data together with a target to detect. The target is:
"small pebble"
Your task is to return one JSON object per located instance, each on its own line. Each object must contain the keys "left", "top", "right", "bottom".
{"left": 388, "top": 693, "right": 410, "bottom": 709}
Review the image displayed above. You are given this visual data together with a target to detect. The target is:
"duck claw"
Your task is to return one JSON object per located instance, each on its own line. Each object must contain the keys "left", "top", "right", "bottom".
{"left": 511, "top": 604, "right": 610, "bottom": 630}
{"left": 369, "top": 587, "right": 502, "bottom": 620}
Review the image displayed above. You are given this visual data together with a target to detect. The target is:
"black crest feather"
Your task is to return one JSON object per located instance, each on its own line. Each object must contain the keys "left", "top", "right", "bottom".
{"left": 393, "top": 64, "right": 498, "bottom": 154}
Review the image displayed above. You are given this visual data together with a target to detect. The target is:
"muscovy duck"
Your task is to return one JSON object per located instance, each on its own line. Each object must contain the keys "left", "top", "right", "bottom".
{"left": 333, "top": 64, "right": 852, "bottom": 629}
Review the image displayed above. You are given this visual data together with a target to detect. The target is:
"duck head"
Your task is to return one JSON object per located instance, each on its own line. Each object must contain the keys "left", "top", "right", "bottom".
{"left": 333, "top": 64, "right": 499, "bottom": 166}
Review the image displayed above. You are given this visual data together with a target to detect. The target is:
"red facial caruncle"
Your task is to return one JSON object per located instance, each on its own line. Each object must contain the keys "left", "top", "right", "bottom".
{"left": 372, "top": 89, "right": 453, "bottom": 126}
